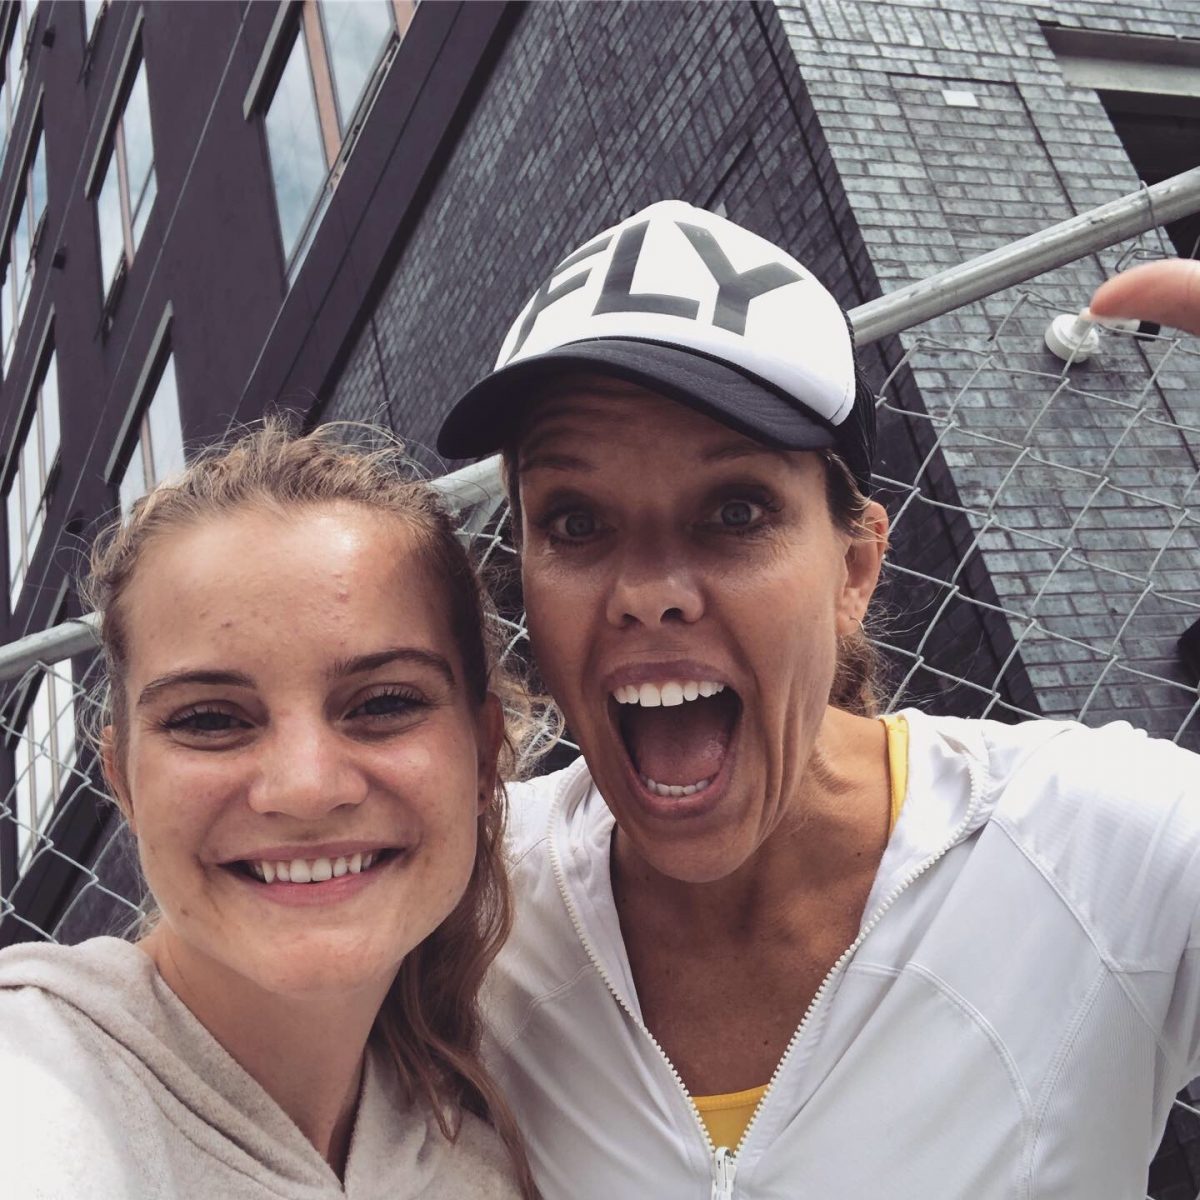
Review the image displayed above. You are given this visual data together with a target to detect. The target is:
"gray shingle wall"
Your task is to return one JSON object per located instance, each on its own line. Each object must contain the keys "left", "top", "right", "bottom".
{"left": 776, "top": 0, "right": 1200, "bottom": 746}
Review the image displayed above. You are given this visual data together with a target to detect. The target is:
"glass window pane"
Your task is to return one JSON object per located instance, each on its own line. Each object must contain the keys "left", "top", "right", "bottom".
{"left": 19, "top": 431, "right": 38, "bottom": 539}
{"left": 41, "top": 352, "right": 60, "bottom": 468}
{"left": 5, "top": 475, "right": 22, "bottom": 587}
{"left": 118, "top": 432, "right": 147, "bottom": 512}
{"left": 29, "top": 133, "right": 45, "bottom": 225}
{"left": 31, "top": 676, "right": 52, "bottom": 823}
{"left": 146, "top": 356, "right": 184, "bottom": 483}
{"left": 51, "top": 667, "right": 76, "bottom": 780}
{"left": 265, "top": 33, "right": 328, "bottom": 261}
{"left": 123, "top": 64, "right": 155, "bottom": 250}
{"left": 96, "top": 154, "right": 123, "bottom": 292}
{"left": 5, "top": 27, "right": 21, "bottom": 109}
{"left": 12, "top": 195, "right": 29, "bottom": 278}
{"left": 130, "top": 164, "right": 155, "bottom": 249}
{"left": 13, "top": 733, "right": 31, "bottom": 862}
{"left": 320, "top": 1, "right": 392, "bottom": 132}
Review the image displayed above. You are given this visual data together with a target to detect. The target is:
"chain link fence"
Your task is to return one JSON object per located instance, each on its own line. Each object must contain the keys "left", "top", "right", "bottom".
{"left": 1, "top": 172, "right": 1199, "bottom": 1193}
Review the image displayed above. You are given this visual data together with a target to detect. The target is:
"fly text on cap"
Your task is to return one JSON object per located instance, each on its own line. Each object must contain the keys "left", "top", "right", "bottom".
{"left": 508, "top": 219, "right": 804, "bottom": 360}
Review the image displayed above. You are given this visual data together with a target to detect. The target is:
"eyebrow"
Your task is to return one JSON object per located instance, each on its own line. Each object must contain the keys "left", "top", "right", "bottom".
{"left": 700, "top": 441, "right": 796, "bottom": 467}
{"left": 520, "top": 438, "right": 794, "bottom": 475}
{"left": 137, "top": 647, "right": 456, "bottom": 707}
{"left": 326, "top": 646, "right": 456, "bottom": 688}
{"left": 138, "top": 669, "right": 256, "bottom": 707}
{"left": 518, "top": 450, "right": 595, "bottom": 475}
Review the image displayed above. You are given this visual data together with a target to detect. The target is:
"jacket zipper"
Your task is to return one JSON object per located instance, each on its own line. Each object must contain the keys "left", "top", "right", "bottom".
{"left": 711, "top": 1146, "right": 737, "bottom": 1200}
{"left": 548, "top": 753, "right": 984, "bottom": 1197}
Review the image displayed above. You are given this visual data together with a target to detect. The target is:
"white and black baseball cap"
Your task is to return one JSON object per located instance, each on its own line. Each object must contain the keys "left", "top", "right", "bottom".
{"left": 437, "top": 200, "right": 876, "bottom": 490}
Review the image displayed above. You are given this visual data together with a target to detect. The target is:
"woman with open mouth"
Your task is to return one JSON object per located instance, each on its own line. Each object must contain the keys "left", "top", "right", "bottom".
{"left": 0, "top": 425, "right": 535, "bottom": 1198}
{"left": 438, "top": 203, "right": 1200, "bottom": 1199}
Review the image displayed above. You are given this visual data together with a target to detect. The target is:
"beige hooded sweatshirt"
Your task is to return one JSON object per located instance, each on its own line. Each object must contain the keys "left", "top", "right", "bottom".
{"left": 0, "top": 937, "right": 520, "bottom": 1199}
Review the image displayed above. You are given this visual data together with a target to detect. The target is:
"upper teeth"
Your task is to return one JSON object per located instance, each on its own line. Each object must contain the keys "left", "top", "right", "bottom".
{"left": 247, "top": 852, "right": 377, "bottom": 884}
{"left": 613, "top": 681, "right": 726, "bottom": 707}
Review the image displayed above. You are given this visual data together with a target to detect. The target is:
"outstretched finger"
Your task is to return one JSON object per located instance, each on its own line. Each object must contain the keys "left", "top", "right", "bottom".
{"left": 1088, "top": 260, "right": 1200, "bottom": 337}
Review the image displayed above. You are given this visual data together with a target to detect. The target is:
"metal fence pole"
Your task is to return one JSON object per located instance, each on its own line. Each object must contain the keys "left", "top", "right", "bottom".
{"left": 849, "top": 167, "right": 1200, "bottom": 345}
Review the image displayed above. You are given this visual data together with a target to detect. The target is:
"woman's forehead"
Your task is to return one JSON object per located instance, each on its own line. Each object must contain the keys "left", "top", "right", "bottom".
{"left": 518, "top": 379, "right": 754, "bottom": 461}
{"left": 517, "top": 387, "right": 804, "bottom": 477}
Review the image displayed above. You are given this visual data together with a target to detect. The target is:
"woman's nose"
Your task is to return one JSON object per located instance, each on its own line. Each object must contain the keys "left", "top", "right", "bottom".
{"left": 604, "top": 546, "right": 705, "bottom": 629}
{"left": 246, "top": 720, "right": 368, "bottom": 819}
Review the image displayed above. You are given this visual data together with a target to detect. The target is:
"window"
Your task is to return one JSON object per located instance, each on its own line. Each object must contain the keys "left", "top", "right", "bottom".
{"left": 96, "top": 56, "right": 157, "bottom": 301}
{"left": 11, "top": 662, "right": 76, "bottom": 872}
{"left": 4, "top": 351, "right": 60, "bottom": 609}
{"left": 1, "top": 129, "right": 47, "bottom": 370}
{"left": 83, "top": 0, "right": 107, "bottom": 41}
{"left": 117, "top": 353, "right": 184, "bottom": 512}
{"left": 0, "top": 2, "right": 33, "bottom": 167}
{"left": 264, "top": 1, "right": 413, "bottom": 271}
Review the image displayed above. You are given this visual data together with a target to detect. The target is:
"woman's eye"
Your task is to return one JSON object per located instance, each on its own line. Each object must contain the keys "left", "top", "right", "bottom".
{"left": 548, "top": 510, "right": 598, "bottom": 541}
{"left": 164, "top": 707, "right": 247, "bottom": 736}
{"left": 348, "top": 690, "right": 426, "bottom": 721}
{"left": 714, "top": 498, "right": 766, "bottom": 530}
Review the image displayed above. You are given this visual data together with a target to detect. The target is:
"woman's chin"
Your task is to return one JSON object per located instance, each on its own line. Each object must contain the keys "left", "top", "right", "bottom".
{"left": 245, "top": 955, "right": 397, "bottom": 1003}
{"left": 157, "top": 921, "right": 404, "bottom": 1004}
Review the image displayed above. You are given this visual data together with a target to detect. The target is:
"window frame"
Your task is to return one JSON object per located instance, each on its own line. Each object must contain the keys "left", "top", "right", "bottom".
{"left": 1, "top": 115, "right": 48, "bottom": 373}
{"left": 253, "top": 0, "right": 414, "bottom": 276}
{"left": 2, "top": 330, "right": 61, "bottom": 614}
{"left": 85, "top": 23, "right": 156, "bottom": 316}
{"left": 7, "top": 649, "right": 77, "bottom": 876}
{"left": 0, "top": 1, "right": 34, "bottom": 167}
{"left": 115, "top": 350, "right": 184, "bottom": 513}
{"left": 105, "top": 303, "right": 186, "bottom": 513}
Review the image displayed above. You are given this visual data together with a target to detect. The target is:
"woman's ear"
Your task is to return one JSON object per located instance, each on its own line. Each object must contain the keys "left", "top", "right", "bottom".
{"left": 838, "top": 499, "right": 889, "bottom": 636}
{"left": 100, "top": 725, "right": 135, "bottom": 832}
{"left": 476, "top": 692, "right": 505, "bottom": 813}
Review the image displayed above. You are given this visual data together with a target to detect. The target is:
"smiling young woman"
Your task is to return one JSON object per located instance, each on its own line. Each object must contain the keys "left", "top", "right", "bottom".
{"left": 0, "top": 424, "right": 535, "bottom": 1199}
{"left": 437, "top": 202, "right": 1200, "bottom": 1200}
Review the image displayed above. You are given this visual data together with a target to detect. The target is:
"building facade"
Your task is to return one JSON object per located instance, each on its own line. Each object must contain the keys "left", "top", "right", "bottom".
{"left": 0, "top": 0, "right": 1198, "bottom": 1189}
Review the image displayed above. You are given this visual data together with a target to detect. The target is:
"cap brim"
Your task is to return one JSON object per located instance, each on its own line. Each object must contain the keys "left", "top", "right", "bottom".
{"left": 436, "top": 339, "right": 838, "bottom": 460}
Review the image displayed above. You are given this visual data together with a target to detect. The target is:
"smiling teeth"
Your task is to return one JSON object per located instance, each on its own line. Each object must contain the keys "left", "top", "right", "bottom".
{"left": 640, "top": 775, "right": 712, "bottom": 797}
{"left": 613, "top": 681, "right": 725, "bottom": 706}
{"left": 248, "top": 852, "right": 377, "bottom": 883}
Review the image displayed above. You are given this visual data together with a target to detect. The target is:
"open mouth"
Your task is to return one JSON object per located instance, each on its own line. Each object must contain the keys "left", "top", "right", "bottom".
{"left": 610, "top": 679, "right": 742, "bottom": 800}
{"left": 228, "top": 849, "right": 401, "bottom": 885}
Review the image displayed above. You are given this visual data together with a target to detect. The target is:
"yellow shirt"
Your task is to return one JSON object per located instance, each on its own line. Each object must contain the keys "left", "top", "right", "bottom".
{"left": 692, "top": 714, "right": 909, "bottom": 1149}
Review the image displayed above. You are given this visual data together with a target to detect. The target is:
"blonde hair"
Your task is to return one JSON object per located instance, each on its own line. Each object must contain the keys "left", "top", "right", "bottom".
{"left": 84, "top": 420, "right": 537, "bottom": 1198}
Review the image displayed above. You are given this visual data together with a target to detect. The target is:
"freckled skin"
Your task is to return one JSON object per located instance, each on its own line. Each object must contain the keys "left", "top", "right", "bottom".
{"left": 107, "top": 504, "right": 501, "bottom": 1004}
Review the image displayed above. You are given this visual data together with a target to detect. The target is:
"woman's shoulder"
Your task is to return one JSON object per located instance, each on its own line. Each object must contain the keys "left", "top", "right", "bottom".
{"left": 0, "top": 942, "right": 142, "bottom": 1196}
{"left": 906, "top": 708, "right": 1199, "bottom": 809}
{"left": 0, "top": 935, "right": 144, "bottom": 1034}
{"left": 915, "top": 713, "right": 1200, "bottom": 957}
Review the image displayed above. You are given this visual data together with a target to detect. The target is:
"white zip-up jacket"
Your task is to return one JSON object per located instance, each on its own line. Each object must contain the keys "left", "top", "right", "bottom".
{"left": 485, "top": 711, "right": 1200, "bottom": 1199}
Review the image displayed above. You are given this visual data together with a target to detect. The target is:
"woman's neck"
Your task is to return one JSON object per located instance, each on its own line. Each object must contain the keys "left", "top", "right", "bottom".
{"left": 140, "top": 929, "right": 388, "bottom": 1177}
